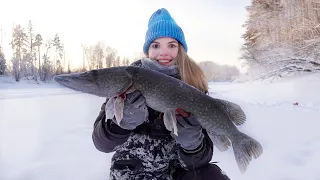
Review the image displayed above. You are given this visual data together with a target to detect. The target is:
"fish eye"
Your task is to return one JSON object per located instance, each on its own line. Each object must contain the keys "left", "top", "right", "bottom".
{"left": 91, "top": 70, "right": 99, "bottom": 78}
{"left": 91, "top": 70, "right": 98, "bottom": 75}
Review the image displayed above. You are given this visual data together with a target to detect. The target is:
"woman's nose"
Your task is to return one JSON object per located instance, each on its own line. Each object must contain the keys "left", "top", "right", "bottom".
{"left": 159, "top": 48, "right": 169, "bottom": 56}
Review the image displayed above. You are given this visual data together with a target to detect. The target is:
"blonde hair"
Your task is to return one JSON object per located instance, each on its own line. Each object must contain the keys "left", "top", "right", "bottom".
{"left": 175, "top": 45, "right": 208, "bottom": 93}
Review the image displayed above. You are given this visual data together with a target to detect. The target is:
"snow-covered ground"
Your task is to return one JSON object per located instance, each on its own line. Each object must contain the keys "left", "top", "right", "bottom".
{"left": 1, "top": 73, "right": 319, "bottom": 180}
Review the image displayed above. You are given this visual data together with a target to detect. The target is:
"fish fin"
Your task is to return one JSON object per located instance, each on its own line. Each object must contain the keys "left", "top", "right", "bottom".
{"left": 107, "top": 87, "right": 135, "bottom": 125}
{"left": 114, "top": 97, "right": 124, "bottom": 125}
{"left": 163, "top": 110, "right": 178, "bottom": 136}
{"left": 232, "top": 132, "right": 263, "bottom": 173}
{"left": 217, "top": 99, "right": 246, "bottom": 125}
{"left": 209, "top": 132, "right": 231, "bottom": 152}
{"left": 105, "top": 98, "right": 115, "bottom": 119}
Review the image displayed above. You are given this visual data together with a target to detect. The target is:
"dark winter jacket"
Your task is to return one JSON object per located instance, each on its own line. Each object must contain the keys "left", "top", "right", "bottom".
{"left": 92, "top": 60, "right": 214, "bottom": 180}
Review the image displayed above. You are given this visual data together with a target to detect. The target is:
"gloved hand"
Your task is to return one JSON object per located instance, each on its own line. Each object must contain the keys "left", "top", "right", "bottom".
{"left": 172, "top": 108, "right": 204, "bottom": 151}
{"left": 111, "top": 90, "right": 148, "bottom": 130}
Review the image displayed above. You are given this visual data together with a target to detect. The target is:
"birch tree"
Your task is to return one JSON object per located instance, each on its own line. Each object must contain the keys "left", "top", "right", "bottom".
{"left": 84, "top": 45, "right": 96, "bottom": 70}
{"left": 10, "top": 24, "right": 28, "bottom": 81}
{"left": 105, "top": 46, "right": 117, "bottom": 68}
{"left": 94, "top": 42, "right": 104, "bottom": 69}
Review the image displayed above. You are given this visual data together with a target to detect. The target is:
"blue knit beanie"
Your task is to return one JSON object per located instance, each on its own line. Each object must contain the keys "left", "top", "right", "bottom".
{"left": 143, "top": 8, "right": 188, "bottom": 55}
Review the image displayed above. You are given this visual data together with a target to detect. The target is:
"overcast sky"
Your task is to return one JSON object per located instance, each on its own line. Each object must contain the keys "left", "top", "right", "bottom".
{"left": 0, "top": 0, "right": 251, "bottom": 71}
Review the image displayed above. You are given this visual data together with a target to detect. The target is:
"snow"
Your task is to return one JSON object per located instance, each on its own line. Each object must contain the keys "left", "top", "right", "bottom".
{"left": 1, "top": 73, "right": 320, "bottom": 180}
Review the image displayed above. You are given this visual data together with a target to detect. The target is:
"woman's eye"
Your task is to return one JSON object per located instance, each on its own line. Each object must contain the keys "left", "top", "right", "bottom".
{"left": 169, "top": 44, "right": 177, "bottom": 48}
{"left": 151, "top": 44, "right": 159, "bottom": 48}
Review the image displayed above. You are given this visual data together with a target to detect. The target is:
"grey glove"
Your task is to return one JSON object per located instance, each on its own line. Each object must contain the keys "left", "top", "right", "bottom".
{"left": 112, "top": 90, "right": 148, "bottom": 130}
{"left": 173, "top": 111, "right": 204, "bottom": 151}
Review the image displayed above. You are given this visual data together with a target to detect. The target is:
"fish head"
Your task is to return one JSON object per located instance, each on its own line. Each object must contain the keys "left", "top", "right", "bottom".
{"left": 54, "top": 67, "right": 133, "bottom": 98}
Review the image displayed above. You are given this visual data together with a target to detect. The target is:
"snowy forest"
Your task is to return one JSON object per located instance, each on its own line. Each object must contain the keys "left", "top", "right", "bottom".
{"left": 0, "top": 20, "right": 238, "bottom": 83}
{"left": 1, "top": 0, "right": 320, "bottom": 83}
{"left": 241, "top": 0, "right": 320, "bottom": 79}
{"left": 0, "top": 21, "right": 131, "bottom": 82}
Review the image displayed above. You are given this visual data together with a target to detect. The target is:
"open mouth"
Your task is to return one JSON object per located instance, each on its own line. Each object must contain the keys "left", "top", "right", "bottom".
{"left": 157, "top": 59, "right": 172, "bottom": 66}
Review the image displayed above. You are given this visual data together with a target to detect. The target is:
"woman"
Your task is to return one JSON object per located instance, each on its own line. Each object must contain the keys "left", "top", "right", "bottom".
{"left": 92, "top": 8, "right": 230, "bottom": 180}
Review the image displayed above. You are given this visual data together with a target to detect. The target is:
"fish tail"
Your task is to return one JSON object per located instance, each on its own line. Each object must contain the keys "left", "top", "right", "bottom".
{"left": 232, "top": 132, "right": 263, "bottom": 173}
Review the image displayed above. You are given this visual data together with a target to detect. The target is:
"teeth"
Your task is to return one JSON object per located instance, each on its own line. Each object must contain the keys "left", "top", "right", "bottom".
{"left": 158, "top": 60, "right": 170, "bottom": 63}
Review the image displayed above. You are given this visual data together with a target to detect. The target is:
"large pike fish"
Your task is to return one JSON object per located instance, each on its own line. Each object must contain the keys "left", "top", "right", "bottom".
{"left": 53, "top": 62, "right": 263, "bottom": 173}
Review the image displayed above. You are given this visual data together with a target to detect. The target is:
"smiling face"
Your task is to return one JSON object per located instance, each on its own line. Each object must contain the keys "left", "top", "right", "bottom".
{"left": 147, "top": 37, "right": 179, "bottom": 66}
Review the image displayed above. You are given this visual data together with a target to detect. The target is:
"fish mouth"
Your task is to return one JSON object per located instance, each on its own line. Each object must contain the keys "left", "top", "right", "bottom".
{"left": 54, "top": 74, "right": 106, "bottom": 97}
{"left": 116, "top": 83, "right": 134, "bottom": 99}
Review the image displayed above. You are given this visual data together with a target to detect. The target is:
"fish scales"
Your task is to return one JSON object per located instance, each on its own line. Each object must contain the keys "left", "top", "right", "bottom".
{"left": 54, "top": 66, "right": 263, "bottom": 173}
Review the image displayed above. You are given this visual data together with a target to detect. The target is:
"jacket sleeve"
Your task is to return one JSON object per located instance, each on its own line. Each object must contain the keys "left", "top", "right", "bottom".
{"left": 92, "top": 102, "right": 132, "bottom": 153}
{"left": 178, "top": 129, "right": 213, "bottom": 170}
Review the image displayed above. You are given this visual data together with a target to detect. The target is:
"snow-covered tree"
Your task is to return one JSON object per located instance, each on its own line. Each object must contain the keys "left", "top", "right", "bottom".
{"left": 52, "top": 33, "right": 64, "bottom": 74}
{"left": 10, "top": 24, "right": 28, "bottom": 81}
{"left": 105, "top": 46, "right": 117, "bottom": 68}
{"left": 56, "top": 59, "right": 63, "bottom": 74}
{"left": 94, "top": 42, "right": 104, "bottom": 69}
{"left": 114, "top": 56, "right": 120, "bottom": 67}
{"left": 241, "top": 0, "right": 320, "bottom": 78}
{"left": 83, "top": 45, "right": 96, "bottom": 70}
{"left": 34, "top": 34, "right": 43, "bottom": 75}
{"left": 11, "top": 57, "right": 20, "bottom": 81}
{"left": 0, "top": 47, "right": 6, "bottom": 75}
{"left": 27, "top": 20, "right": 37, "bottom": 76}
{"left": 41, "top": 54, "right": 53, "bottom": 82}
{"left": 40, "top": 38, "right": 54, "bottom": 81}
{"left": 121, "top": 57, "right": 130, "bottom": 66}
{"left": 22, "top": 53, "right": 35, "bottom": 78}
